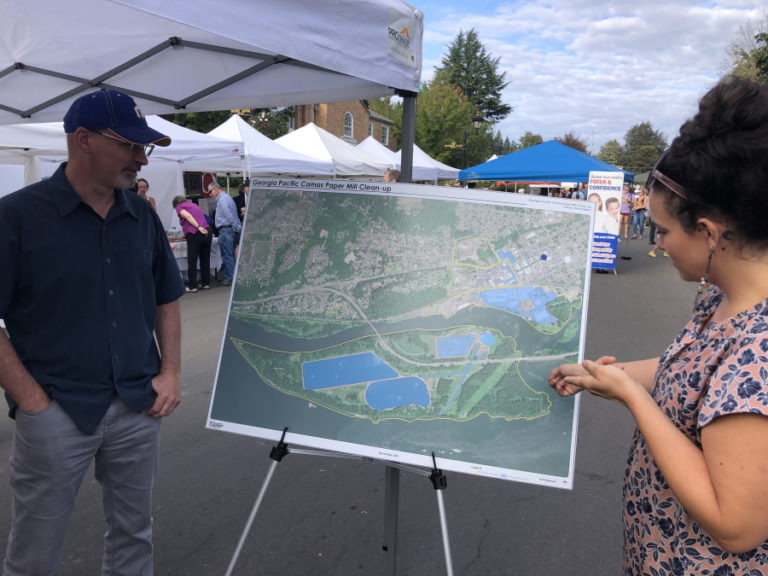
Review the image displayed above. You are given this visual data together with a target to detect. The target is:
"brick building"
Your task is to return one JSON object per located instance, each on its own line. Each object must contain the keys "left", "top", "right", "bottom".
{"left": 294, "top": 101, "right": 396, "bottom": 152}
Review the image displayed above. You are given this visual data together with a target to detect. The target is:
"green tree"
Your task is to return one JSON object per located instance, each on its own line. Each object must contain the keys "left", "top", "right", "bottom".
{"left": 622, "top": 122, "right": 667, "bottom": 173}
{"left": 753, "top": 32, "right": 768, "bottom": 80}
{"left": 168, "top": 108, "right": 293, "bottom": 139}
{"left": 246, "top": 108, "right": 293, "bottom": 139}
{"left": 492, "top": 131, "right": 516, "bottom": 156}
{"left": 634, "top": 145, "right": 661, "bottom": 174}
{"left": 518, "top": 131, "right": 543, "bottom": 150}
{"left": 415, "top": 71, "right": 492, "bottom": 167}
{"left": 437, "top": 28, "right": 512, "bottom": 123}
{"left": 368, "top": 97, "right": 403, "bottom": 148}
{"left": 554, "top": 132, "right": 588, "bottom": 153}
{"left": 725, "top": 15, "right": 768, "bottom": 80}
{"left": 598, "top": 139, "right": 624, "bottom": 167}
{"left": 168, "top": 111, "right": 232, "bottom": 133}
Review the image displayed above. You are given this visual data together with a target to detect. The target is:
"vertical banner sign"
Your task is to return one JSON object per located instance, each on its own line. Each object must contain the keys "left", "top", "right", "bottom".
{"left": 587, "top": 171, "right": 623, "bottom": 270}
{"left": 207, "top": 180, "right": 595, "bottom": 490}
{"left": 591, "top": 232, "right": 618, "bottom": 270}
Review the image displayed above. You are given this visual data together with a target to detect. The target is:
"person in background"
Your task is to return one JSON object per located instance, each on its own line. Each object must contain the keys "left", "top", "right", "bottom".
{"left": 549, "top": 75, "right": 768, "bottom": 575}
{"left": 172, "top": 196, "right": 212, "bottom": 292}
{"left": 0, "top": 89, "right": 184, "bottom": 575}
{"left": 631, "top": 188, "right": 648, "bottom": 239}
{"left": 383, "top": 169, "right": 400, "bottom": 183}
{"left": 207, "top": 181, "right": 241, "bottom": 287}
{"left": 234, "top": 180, "right": 249, "bottom": 222}
{"left": 619, "top": 184, "right": 633, "bottom": 238}
{"left": 136, "top": 177, "right": 156, "bottom": 211}
{"left": 647, "top": 235, "right": 670, "bottom": 258}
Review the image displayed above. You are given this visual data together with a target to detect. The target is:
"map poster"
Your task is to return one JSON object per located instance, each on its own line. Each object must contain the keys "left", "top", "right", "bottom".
{"left": 207, "top": 179, "right": 594, "bottom": 489}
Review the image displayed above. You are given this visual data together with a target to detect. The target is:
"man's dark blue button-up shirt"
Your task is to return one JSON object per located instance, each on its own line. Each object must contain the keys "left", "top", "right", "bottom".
{"left": 0, "top": 163, "right": 185, "bottom": 434}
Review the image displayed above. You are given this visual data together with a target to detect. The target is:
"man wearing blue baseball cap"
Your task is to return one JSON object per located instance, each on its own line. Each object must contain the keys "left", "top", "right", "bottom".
{"left": 0, "top": 89, "right": 185, "bottom": 575}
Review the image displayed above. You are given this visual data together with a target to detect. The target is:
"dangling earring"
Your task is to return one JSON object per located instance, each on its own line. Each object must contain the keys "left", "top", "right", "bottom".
{"left": 694, "top": 245, "right": 714, "bottom": 310}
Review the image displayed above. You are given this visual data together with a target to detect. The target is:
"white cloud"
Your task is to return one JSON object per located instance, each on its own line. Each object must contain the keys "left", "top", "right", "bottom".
{"left": 416, "top": 0, "right": 765, "bottom": 156}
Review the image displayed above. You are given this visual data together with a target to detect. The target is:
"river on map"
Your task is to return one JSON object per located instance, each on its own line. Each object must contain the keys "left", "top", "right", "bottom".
{"left": 211, "top": 306, "right": 579, "bottom": 479}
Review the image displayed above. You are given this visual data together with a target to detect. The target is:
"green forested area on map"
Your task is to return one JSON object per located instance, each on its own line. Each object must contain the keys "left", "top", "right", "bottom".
{"left": 227, "top": 187, "right": 589, "bottom": 428}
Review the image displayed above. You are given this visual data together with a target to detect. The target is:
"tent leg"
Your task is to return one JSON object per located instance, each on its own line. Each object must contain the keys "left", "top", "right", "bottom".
{"left": 397, "top": 90, "right": 417, "bottom": 184}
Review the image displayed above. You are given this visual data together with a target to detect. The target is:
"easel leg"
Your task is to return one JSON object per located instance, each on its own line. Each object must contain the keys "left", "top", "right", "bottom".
{"left": 435, "top": 490, "right": 454, "bottom": 576}
{"left": 224, "top": 458, "right": 279, "bottom": 576}
{"left": 430, "top": 453, "right": 454, "bottom": 576}
{"left": 383, "top": 465, "right": 400, "bottom": 575}
{"left": 225, "top": 429, "right": 290, "bottom": 576}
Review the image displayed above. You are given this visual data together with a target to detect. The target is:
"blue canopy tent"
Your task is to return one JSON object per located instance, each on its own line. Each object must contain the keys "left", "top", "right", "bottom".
{"left": 458, "top": 140, "right": 633, "bottom": 183}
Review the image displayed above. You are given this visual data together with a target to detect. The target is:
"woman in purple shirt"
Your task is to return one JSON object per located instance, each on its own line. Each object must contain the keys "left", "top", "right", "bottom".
{"left": 172, "top": 196, "right": 212, "bottom": 292}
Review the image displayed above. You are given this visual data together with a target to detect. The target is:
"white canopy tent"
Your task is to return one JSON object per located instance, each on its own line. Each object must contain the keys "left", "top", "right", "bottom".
{"left": 395, "top": 145, "right": 460, "bottom": 182}
{"left": 0, "top": 0, "right": 422, "bottom": 179}
{"left": 358, "top": 137, "right": 459, "bottom": 182}
{"left": 208, "top": 115, "right": 335, "bottom": 177}
{"left": 356, "top": 135, "right": 396, "bottom": 164}
{"left": 277, "top": 124, "right": 393, "bottom": 177}
{"left": 0, "top": 116, "right": 245, "bottom": 166}
{"left": 0, "top": 117, "right": 248, "bottom": 228}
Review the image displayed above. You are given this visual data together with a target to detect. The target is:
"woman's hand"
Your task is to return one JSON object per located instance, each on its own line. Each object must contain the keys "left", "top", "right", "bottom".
{"left": 557, "top": 359, "right": 644, "bottom": 407}
{"left": 548, "top": 356, "right": 619, "bottom": 397}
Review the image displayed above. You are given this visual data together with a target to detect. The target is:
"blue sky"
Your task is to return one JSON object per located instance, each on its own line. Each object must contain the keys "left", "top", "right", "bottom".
{"left": 414, "top": 0, "right": 766, "bottom": 153}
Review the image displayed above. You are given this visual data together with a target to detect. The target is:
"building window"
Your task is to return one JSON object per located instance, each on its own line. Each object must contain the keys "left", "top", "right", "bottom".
{"left": 369, "top": 122, "right": 373, "bottom": 136}
{"left": 381, "top": 125, "right": 389, "bottom": 145}
{"left": 344, "top": 112, "right": 353, "bottom": 138}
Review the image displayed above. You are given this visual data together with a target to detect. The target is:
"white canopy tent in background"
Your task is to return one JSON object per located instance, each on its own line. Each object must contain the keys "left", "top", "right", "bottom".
{"left": 357, "top": 137, "right": 459, "bottom": 182}
{"left": 0, "top": 0, "right": 422, "bottom": 179}
{"left": 395, "top": 145, "right": 459, "bottom": 182}
{"left": 277, "top": 124, "right": 393, "bottom": 177}
{"left": 356, "top": 135, "right": 396, "bottom": 164}
{"left": 0, "top": 117, "right": 249, "bottom": 229}
{"left": 207, "top": 115, "right": 335, "bottom": 177}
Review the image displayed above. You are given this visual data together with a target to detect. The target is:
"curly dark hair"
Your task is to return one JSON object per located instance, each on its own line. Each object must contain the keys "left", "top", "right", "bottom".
{"left": 653, "top": 76, "right": 768, "bottom": 246}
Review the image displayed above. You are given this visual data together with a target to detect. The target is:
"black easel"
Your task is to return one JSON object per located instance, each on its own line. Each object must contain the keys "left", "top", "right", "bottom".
{"left": 224, "top": 429, "right": 454, "bottom": 576}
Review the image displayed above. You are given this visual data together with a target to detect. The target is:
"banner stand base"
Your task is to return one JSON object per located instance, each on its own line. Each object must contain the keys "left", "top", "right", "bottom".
{"left": 223, "top": 428, "right": 455, "bottom": 576}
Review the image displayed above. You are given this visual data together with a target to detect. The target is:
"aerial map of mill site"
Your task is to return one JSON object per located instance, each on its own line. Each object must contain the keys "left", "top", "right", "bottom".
{"left": 208, "top": 180, "right": 593, "bottom": 488}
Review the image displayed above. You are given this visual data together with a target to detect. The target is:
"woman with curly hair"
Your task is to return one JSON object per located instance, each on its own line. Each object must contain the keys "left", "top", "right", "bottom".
{"left": 549, "top": 76, "right": 768, "bottom": 575}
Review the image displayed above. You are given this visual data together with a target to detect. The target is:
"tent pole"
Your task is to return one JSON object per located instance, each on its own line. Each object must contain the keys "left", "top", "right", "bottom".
{"left": 398, "top": 91, "right": 417, "bottom": 184}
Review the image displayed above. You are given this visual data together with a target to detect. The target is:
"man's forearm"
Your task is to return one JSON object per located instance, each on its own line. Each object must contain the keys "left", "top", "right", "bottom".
{"left": 0, "top": 329, "right": 50, "bottom": 411}
{"left": 154, "top": 300, "right": 181, "bottom": 377}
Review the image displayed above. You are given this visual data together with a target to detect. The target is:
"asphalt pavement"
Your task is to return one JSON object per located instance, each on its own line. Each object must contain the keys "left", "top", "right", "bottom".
{"left": 0, "top": 232, "right": 696, "bottom": 575}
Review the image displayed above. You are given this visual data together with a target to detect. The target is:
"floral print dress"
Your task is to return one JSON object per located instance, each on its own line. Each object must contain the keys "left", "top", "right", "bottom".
{"left": 623, "top": 287, "right": 768, "bottom": 575}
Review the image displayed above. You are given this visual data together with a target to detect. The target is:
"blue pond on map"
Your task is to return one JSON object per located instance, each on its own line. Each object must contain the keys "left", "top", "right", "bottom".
{"left": 480, "top": 286, "right": 557, "bottom": 325}
{"left": 302, "top": 352, "right": 431, "bottom": 411}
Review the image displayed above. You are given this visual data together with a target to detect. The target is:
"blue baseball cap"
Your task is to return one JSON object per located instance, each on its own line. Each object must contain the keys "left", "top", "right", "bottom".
{"left": 63, "top": 89, "right": 171, "bottom": 147}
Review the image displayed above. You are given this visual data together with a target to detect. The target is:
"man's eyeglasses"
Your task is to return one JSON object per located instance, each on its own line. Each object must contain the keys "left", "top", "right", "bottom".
{"left": 92, "top": 130, "right": 154, "bottom": 157}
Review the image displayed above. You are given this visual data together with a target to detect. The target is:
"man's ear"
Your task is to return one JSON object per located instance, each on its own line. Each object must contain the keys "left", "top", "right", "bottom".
{"left": 69, "top": 128, "right": 95, "bottom": 154}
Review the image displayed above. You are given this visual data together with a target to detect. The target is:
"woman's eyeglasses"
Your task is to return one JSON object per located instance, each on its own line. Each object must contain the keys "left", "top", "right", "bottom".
{"left": 646, "top": 151, "right": 687, "bottom": 200}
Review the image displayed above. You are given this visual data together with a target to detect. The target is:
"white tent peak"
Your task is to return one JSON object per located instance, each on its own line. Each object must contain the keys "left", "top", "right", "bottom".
{"left": 208, "top": 116, "right": 335, "bottom": 176}
{"left": 277, "top": 123, "right": 392, "bottom": 177}
{"left": 145, "top": 116, "right": 245, "bottom": 163}
{"left": 356, "top": 136, "right": 396, "bottom": 163}
{"left": 393, "top": 144, "right": 459, "bottom": 182}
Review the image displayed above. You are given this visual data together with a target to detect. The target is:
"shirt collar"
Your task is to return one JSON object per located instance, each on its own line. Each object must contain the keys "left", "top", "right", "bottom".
{"left": 49, "top": 162, "right": 138, "bottom": 221}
